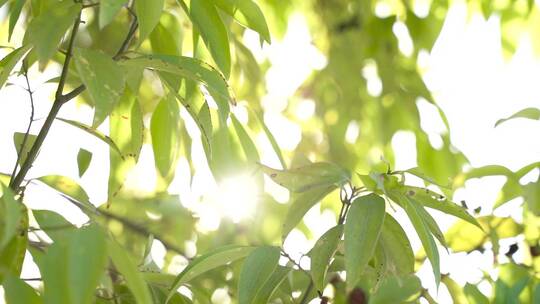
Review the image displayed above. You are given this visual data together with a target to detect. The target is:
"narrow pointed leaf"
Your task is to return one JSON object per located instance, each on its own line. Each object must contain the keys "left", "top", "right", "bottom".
{"left": 108, "top": 240, "right": 153, "bottom": 304}
{"left": 261, "top": 162, "right": 350, "bottom": 193}
{"left": 252, "top": 266, "right": 292, "bottom": 303}
{"left": 38, "top": 175, "right": 92, "bottom": 208}
{"left": 369, "top": 274, "right": 422, "bottom": 304}
{"left": 214, "top": 0, "right": 271, "bottom": 43}
{"left": 495, "top": 107, "right": 540, "bottom": 127}
{"left": 0, "top": 185, "right": 22, "bottom": 250}
{"left": 32, "top": 209, "right": 75, "bottom": 243}
{"left": 187, "top": 0, "right": 230, "bottom": 76}
{"left": 23, "top": 2, "right": 81, "bottom": 64}
{"left": 404, "top": 186, "right": 481, "bottom": 229}
{"left": 282, "top": 185, "right": 335, "bottom": 241}
{"left": 167, "top": 245, "right": 255, "bottom": 302}
{"left": 73, "top": 48, "right": 125, "bottom": 127}
{"left": 310, "top": 225, "right": 343, "bottom": 291}
{"left": 136, "top": 0, "right": 165, "bottom": 42}
{"left": 57, "top": 117, "right": 123, "bottom": 156}
{"left": 151, "top": 96, "right": 180, "bottom": 180}
{"left": 344, "top": 193, "right": 386, "bottom": 289}
{"left": 401, "top": 194, "right": 440, "bottom": 286}
{"left": 238, "top": 246, "right": 280, "bottom": 304}
{"left": 0, "top": 44, "right": 32, "bottom": 89}
{"left": 8, "top": 0, "right": 26, "bottom": 41}
{"left": 378, "top": 214, "right": 414, "bottom": 275}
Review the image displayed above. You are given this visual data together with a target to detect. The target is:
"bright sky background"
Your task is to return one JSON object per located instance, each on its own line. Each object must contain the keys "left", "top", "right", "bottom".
{"left": 1, "top": 1, "right": 540, "bottom": 302}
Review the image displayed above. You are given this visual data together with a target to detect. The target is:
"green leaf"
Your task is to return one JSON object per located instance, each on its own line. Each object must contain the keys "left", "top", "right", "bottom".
{"left": 252, "top": 266, "right": 292, "bottom": 303}
{"left": 495, "top": 107, "right": 540, "bottom": 127}
{"left": 442, "top": 275, "right": 468, "bottom": 304}
{"left": 167, "top": 245, "right": 255, "bottom": 302}
{"left": 0, "top": 185, "right": 22, "bottom": 250}
{"left": 73, "top": 48, "right": 125, "bottom": 127}
{"left": 261, "top": 162, "right": 350, "bottom": 193}
{"left": 3, "top": 274, "right": 43, "bottom": 304}
{"left": 401, "top": 194, "right": 440, "bottom": 286}
{"left": 214, "top": 0, "right": 271, "bottom": 43}
{"left": 23, "top": 1, "right": 81, "bottom": 65}
{"left": 108, "top": 240, "right": 153, "bottom": 304}
{"left": 186, "top": 0, "right": 231, "bottom": 76}
{"left": 238, "top": 246, "right": 280, "bottom": 304}
{"left": 99, "top": 0, "right": 127, "bottom": 28}
{"left": 41, "top": 225, "right": 107, "bottom": 304}
{"left": 151, "top": 95, "right": 180, "bottom": 180}
{"left": 523, "top": 178, "right": 540, "bottom": 215}
{"left": 41, "top": 241, "right": 70, "bottom": 304}
{"left": 310, "top": 225, "right": 343, "bottom": 291}
{"left": 412, "top": 198, "right": 447, "bottom": 247}
{"left": 32, "top": 209, "right": 75, "bottom": 243}
{"left": 68, "top": 225, "right": 108, "bottom": 304}
{"left": 13, "top": 132, "right": 37, "bottom": 166}
{"left": 464, "top": 283, "right": 490, "bottom": 304}
{"left": 230, "top": 114, "right": 260, "bottom": 164}
{"left": 369, "top": 274, "right": 422, "bottom": 304}
{"left": 38, "top": 175, "right": 92, "bottom": 208}
{"left": 0, "top": 44, "right": 32, "bottom": 89}
{"left": 401, "top": 167, "right": 450, "bottom": 188}
{"left": 8, "top": 0, "right": 26, "bottom": 41}
{"left": 56, "top": 117, "right": 123, "bottom": 156}
{"left": 282, "top": 185, "right": 335, "bottom": 241}
{"left": 251, "top": 109, "right": 286, "bottom": 169}
{"left": 344, "top": 193, "right": 386, "bottom": 289}
{"left": 404, "top": 186, "right": 482, "bottom": 229}
{"left": 135, "top": 0, "right": 165, "bottom": 42}
{"left": 378, "top": 214, "right": 414, "bottom": 275}
{"left": 120, "top": 54, "right": 233, "bottom": 120}
{"left": 108, "top": 89, "right": 143, "bottom": 198}
{"left": 76, "top": 148, "right": 92, "bottom": 177}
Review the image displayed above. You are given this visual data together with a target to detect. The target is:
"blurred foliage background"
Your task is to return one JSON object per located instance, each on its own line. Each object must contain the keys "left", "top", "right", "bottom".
{"left": 0, "top": 0, "right": 540, "bottom": 303}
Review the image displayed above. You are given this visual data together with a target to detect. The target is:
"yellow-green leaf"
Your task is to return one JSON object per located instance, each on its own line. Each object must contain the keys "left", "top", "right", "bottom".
{"left": 0, "top": 44, "right": 32, "bottom": 89}
{"left": 99, "top": 0, "right": 127, "bottom": 29}
{"left": 238, "top": 246, "right": 280, "bottom": 304}
{"left": 38, "top": 175, "right": 92, "bottom": 208}
{"left": 214, "top": 0, "right": 271, "bottom": 43}
{"left": 167, "top": 245, "right": 255, "bottom": 302}
{"left": 23, "top": 2, "right": 81, "bottom": 65}
{"left": 151, "top": 96, "right": 180, "bottom": 181}
{"left": 3, "top": 274, "right": 43, "bottom": 304}
{"left": 13, "top": 132, "right": 37, "bottom": 166}
{"left": 344, "top": 193, "right": 386, "bottom": 289}
{"left": 76, "top": 148, "right": 92, "bottom": 177}
{"left": 136, "top": 0, "right": 165, "bottom": 42}
{"left": 495, "top": 107, "right": 540, "bottom": 127}
{"left": 56, "top": 117, "right": 123, "bottom": 157}
{"left": 108, "top": 240, "right": 153, "bottom": 304}
{"left": 310, "top": 225, "right": 343, "bottom": 291}
{"left": 73, "top": 48, "right": 125, "bottom": 127}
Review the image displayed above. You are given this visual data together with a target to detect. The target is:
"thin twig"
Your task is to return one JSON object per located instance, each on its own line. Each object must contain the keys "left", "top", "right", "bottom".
{"left": 9, "top": 61, "right": 35, "bottom": 182}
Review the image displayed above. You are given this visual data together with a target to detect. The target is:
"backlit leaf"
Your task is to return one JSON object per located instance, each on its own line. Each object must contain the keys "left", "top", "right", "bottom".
{"left": 32, "top": 209, "right": 75, "bottom": 243}
{"left": 136, "top": 0, "right": 165, "bottom": 42}
{"left": 495, "top": 107, "right": 540, "bottom": 127}
{"left": 13, "top": 132, "right": 37, "bottom": 166}
{"left": 401, "top": 194, "right": 440, "bottom": 286}
{"left": 76, "top": 148, "right": 92, "bottom": 177}
{"left": 8, "top": 0, "right": 25, "bottom": 41}
{"left": 151, "top": 95, "right": 180, "bottom": 181}
{"left": 23, "top": 1, "right": 81, "bottom": 65}
{"left": 0, "top": 44, "right": 32, "bottom": 89}
{"left": 73, "top": 48, "right": 125, "bottom": 127}
{"left": 378, "top": 214, "right": 414, "bottom": 275}
{"left": 214, "top": 0, "right": 271, "bottom": 43}
{"left": 38, "top": 175, "right": 92, "bottom": 208}
{"left": 282, "top": 185, "right": 335, "bottom": 241}
{"left": 238, "top": 246, "right": 280, "bottom": 304}
{"left": 56, "top": 118, "right": 123, "bottom": 156}
{"left": 464, "top": 283, "right": 490, "bottom": 304}
{"left": 261, "top": 162, "right": 350, "bottom": 193}
{"left": 186, "top": 0, "right": 231, "bottom": 76}
{"left": 344, "top": 193, "right": 385, "bottom": 289}
{"left": 167, "top": 245, "right": 255, "bottom": 302}
{"left": 108, "top": 240, "right": 153, "bottom": 304}
{"left": 369, "top": 274, "right": 422, "bottom": 304}
{"left": 310, "top": 225, "right": 343, "bottom": 291}
{"left": 252, "top": 266, "right": 291, "bottom": 303}
{"left": 0, "top": 185, "right": 22, "bottom": 250}
{"left": 99, "top": 0, "right": 127, "bottom": 29}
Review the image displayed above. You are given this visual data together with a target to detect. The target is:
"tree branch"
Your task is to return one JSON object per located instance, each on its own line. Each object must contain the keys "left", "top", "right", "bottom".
{"left": 9, "top": 10, "right": 139, "bottom": 192}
